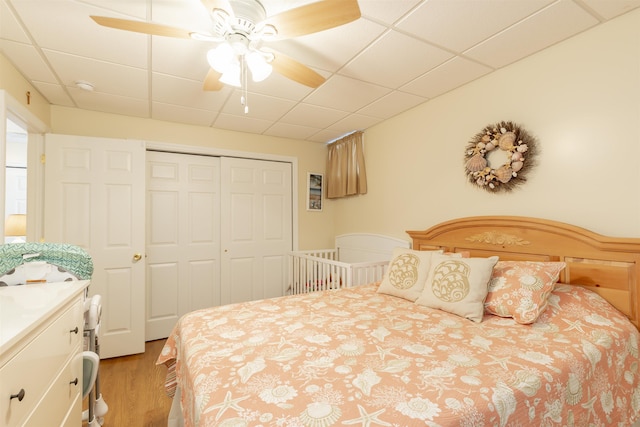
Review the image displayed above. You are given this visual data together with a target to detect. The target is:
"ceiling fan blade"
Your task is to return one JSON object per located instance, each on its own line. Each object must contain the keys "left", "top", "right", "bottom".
{"left": 91, "top": 16, "right": 193, "bottom": 39}
{"left": 200, "top": 0, "right": 234, "bottom": 17}
{"left": 203, "top": 69, "right": 224, "bottom": 91}
{"left": 264, "top": 0, "right": 360, "bottom": 40}
{"left": 268, "top": 50, "right": 325, "bottom": 88}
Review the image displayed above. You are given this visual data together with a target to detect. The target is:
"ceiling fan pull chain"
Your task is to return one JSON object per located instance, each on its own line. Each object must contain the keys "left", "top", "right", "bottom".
{"left": 241, "top": 55, "right": 249, "bottom": 114}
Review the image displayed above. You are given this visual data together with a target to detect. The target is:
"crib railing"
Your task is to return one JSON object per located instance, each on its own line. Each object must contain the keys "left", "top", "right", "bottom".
{"left": 288, "top": 250, "right": 388, "bottom": 295}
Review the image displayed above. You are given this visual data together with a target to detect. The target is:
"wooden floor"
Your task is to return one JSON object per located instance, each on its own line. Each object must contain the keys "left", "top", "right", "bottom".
{"left": 83, "top": 339, "right": 173, "bottom": 427}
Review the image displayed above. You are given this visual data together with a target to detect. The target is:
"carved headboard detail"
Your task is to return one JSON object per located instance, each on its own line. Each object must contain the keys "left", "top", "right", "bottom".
{"left": 407, "top": 216, "right": 640, "bottom": 328}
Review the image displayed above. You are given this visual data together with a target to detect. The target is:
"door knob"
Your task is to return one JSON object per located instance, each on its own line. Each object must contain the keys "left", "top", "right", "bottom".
{"left": 133, "top": 253, "right": 143, "bottom": 262}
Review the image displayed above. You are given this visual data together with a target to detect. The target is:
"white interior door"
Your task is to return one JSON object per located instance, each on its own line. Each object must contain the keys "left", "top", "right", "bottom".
{"left": 145, "top": 151, "right": 221, "bottom": 340}
{"left": 221, "top": 157, "right": 292, "bottom": 304}
{"left": 5, "top": 167, "right": 26, "bottom": 211}
{"left": 44, "top": 134, "right": 146, "bottom": 358}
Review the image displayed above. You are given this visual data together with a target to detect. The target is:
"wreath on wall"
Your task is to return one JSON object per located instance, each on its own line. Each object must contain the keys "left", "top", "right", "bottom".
{"left": 464, "top": 121, "right": 537, "bottom": 193}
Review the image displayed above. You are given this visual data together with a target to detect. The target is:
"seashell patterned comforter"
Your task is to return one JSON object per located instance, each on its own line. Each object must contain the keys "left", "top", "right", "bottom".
{"left": 157, "top": 283, "right": 640, "bottom": 427}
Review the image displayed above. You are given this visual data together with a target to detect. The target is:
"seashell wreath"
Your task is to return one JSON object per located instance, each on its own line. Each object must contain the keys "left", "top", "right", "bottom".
{"left": 464, "top": 121, "right": 537, "bottom": 193}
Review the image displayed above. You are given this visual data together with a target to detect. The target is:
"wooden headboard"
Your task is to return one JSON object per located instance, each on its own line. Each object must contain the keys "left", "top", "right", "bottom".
{"left": 407, "top": 216, "right": 640, "bottom": 328}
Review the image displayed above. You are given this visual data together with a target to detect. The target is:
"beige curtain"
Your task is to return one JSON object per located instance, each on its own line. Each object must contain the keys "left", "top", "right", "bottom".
{"left": 326, "top": 131, "right": 367, "bottom": 199}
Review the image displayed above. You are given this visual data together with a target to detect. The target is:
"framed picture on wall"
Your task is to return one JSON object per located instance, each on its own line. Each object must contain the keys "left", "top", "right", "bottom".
{"left": 307, "top": 173, "right": 323, "bottom": 211}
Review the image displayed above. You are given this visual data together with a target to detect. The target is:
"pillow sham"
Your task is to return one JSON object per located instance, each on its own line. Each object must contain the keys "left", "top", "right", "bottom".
{"left": 484, "top": 261, "right": 566, "bottom": 324}
{"left": 376, "top": 248, "right": 443, "bottom": 301}
{"left": 416, "top": 254, "right": 499, "bottom": 322}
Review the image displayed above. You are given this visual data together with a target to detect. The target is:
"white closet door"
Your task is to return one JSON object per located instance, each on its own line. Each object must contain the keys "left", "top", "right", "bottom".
{"left": 220, "top": 157, "right": 292, "bottom": 304}
{"left": 145, "top": 151, "right": 221, "bottom": 341}
{"left": 44, "top": 134, "right": 146, "bottom": 358}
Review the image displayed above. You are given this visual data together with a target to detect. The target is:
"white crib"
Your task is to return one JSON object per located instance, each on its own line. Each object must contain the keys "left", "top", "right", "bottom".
{"left": 288, "top": 233, "right": 410, "bottom": 294}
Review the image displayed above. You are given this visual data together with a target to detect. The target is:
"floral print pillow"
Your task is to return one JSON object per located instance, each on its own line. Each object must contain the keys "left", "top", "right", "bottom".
{"left": 485, "top": 261, "right": 566, "bottom": 324}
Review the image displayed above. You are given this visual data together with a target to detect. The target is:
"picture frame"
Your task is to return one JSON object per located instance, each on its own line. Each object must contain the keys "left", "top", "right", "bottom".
{"left": 307, "top": 173, "right": 323, "bottom": 211}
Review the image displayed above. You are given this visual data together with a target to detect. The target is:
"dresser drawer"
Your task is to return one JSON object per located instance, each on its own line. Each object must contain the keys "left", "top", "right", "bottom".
{"left": 23, "top": 346, "right": 82, "bottom": 427}
{"left": 0, "top": 296, "right": 84, "bottom": 427}
{"left": 61, "top": 392, "right": 82, "bottom": 427}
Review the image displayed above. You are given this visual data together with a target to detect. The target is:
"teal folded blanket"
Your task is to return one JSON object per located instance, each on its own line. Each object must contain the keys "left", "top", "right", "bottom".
{"left": 0, "top": 242, "right": 93, "bottom": 280}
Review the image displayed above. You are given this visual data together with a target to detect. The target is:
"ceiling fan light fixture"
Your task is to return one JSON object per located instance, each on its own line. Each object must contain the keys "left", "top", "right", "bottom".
{"left": 246, "top": 51, "right": 272, "bottom": 82}
{"left": 207, "top": 44, "right": 235, "bottom": 73}
{"left": 219, "top": 63, "right": 242, "bottom": 87}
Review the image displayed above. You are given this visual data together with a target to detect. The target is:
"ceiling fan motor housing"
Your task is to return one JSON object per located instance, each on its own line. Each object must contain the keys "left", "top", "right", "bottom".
{"left": 90, "top": 0, "right": 362, "bottom": 90}
{"left": 213, "top": 0, "right": 267, "bottom": 39}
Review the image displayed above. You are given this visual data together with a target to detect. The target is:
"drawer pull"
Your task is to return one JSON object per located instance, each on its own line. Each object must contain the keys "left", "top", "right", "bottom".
{"left": 10, "top": 389, "right": 25, "bottom": 402}
{"left": 70, "top": 326, "right": 79, "bottom": 334}
{"left": 70, "top": 378, "right": 78, "bottom": 386}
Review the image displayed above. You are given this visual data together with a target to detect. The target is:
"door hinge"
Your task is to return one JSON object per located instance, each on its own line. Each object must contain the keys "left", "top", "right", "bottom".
{"left": 40, "top": 154, "right": 46, "bottom": 164}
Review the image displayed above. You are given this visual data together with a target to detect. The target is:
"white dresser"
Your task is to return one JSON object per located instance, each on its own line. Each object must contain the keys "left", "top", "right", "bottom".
{"left": 0, "top": 280, "right": 90, "bottom": 427}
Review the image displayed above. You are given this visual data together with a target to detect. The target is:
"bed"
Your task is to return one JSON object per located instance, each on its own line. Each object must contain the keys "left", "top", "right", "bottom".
{"left": 287, "top": 233, "right": 410, "bottom": 294}
{"left": 157, "top": 216, "right": 640, "bottom": 427}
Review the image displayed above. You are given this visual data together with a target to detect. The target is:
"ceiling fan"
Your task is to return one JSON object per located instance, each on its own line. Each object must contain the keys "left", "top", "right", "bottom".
{"left": 90, "top": 0, "right": 361, "bottom": 92}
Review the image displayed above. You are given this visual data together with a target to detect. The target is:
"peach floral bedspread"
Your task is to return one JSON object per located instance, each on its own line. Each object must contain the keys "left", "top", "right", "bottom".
{"left": 157, "top": 283, "right": 640, "bottom": 427}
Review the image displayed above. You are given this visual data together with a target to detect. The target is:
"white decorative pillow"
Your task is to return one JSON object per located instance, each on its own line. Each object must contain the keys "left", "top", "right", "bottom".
{"left": 416, "top": 254, "right": 499, "bottom": 322}
{"left": 376, "top": 248, "right": 443, "bottom": 301}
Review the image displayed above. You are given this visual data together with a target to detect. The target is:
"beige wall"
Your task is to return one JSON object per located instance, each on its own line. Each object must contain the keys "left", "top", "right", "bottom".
{"left": 332, "top": 8, "right": 640, "bottom": 240}
{"left": 0, "top": 54, "right": 50, "bottom": 127}
{"left": 49, "top": 106, "right": 335, "bottom": 250}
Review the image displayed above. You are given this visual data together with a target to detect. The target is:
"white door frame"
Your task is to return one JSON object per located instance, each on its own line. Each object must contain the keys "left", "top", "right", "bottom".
{"left": 146, "top": 141, "right": 299, "bottom": 251}
{"left": 0, "top": 90, "right": 48, "bottom": 242}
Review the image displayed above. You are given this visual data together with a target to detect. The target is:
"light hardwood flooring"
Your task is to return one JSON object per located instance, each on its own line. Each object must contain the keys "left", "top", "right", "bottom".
{"left": 83, "top": 339, "right": 172, "bottom": 427}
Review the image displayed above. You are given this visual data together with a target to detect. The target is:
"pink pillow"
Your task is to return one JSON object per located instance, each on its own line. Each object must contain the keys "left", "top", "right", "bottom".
{"left": 485, "top": 261, "right": 566, "bottom": 324}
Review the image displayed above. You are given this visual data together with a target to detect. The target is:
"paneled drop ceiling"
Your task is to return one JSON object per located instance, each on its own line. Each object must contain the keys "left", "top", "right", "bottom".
{"left": 1, "top": 0, "right": 639, "bottom": 143}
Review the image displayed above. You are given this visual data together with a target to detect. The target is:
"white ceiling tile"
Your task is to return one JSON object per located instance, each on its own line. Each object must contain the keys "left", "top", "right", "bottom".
{"left": 0, "top": 0, "right": 29, "bottom": 43}
{"left": 152, "top": 102, "right": 216, "bottom": 127}
{"left": 465, "top": 1, "right": 600, "bottom": 68}
{"left": 0, "top": 40, "right": 58, "bottom": 84}
{"left": 214, "top": 113, "right": 273, "bottom": 134}
{"left": 152, "top": 72, "right": 230, "bottom": 110}
{"left": 305, "top": 75, "right": 391, "bottom": 112}
{"left": 148, "top": 0, "right": 214, "bottom": 34}
{"left": 401, "top": 56, "right": 492, "bottom": 99}
{"left": 580, "top": 0, "right": 640, "bottom": 19}
{"left": 44, "top": 50, "right": 148, "bottom": 98}
{"left": 68, "top": 89, "right": 149, "bottom": 118}
{"left": 78, "top": 0, "right": 147, "bottom": 20}
{"left": 10, "top": 0, "right": 148, "bottom": 68}
{"left": 341, "top": 30, "right": 454, "bottom": 88}
{"left": 357, "top": 90, "right": 426, "bottom": 119}
{"left": 221, "top": 90, "right": 296, "bottom": 120}
{"left": 396, "top": 0, "right": 555, "bottom": 52}
{"left": 280, "top": 103, "right": 348, "bottom": 128}
{"left": 32, "top": 81, "right": 75, "bottom": 107}
{"left": 152, "top": 37, "right": 212, "bottom": 81}
{"left": 358, "top": 0, "right": 423, "bottom": 25}
{"left": 263, "top": 122, "right": 320, "bottom": 140}
{"left": 267, "top": 18, "right": 386, "bottom": 72}
{"left": 327, "top": 113, "right": 383, "bottom": 134}
{"left": 243, "top": 70, "right": 316, "bottom": 101}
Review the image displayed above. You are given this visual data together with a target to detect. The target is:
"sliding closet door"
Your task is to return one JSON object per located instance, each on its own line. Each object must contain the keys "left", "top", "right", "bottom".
{"left": 44, "top": 134, "right": 146, "bottom": 358}
{"left": 220, "top": 157, "right": 292, "bottom": 304}
{"left": 145, "top": 151, "right": 220, "bottom": 341}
